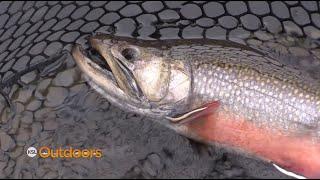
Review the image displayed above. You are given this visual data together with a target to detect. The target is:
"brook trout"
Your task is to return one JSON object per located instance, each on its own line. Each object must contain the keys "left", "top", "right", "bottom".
{"left": 72, "top": 34, "right": 320, "bottom": 178}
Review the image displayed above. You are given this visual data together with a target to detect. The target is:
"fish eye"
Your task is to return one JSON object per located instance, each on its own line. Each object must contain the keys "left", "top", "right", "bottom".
{"left": 121, "top": 47, "right": 139, "bottom": 61}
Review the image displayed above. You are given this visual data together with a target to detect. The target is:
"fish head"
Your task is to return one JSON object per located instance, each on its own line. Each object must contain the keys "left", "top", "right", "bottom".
{"left": 72, "top": 35, "right": 191, "bottom": 119}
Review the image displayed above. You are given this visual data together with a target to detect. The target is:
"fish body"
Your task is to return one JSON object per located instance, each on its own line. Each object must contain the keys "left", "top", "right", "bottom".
{"left": 171, "top": 43, "right": 320, "bottom": 134}
{"left": 72, "top": 35, "right": 320, "bottom": 178}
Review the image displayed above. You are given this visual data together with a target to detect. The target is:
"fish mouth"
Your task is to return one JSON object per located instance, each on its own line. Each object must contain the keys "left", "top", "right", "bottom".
{"left": 72, "top": 36, "right": 143, "bottom": 101}
{"left": 71, "top": 36, "right": 170, "bottom": 118}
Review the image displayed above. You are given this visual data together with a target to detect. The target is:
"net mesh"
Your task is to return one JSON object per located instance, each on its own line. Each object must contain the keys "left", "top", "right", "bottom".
{"left": 0, "top": 1, "right": 319, "bottom": 178}
{"left": 0, "top": 1, "right": 319, "bottom": 86}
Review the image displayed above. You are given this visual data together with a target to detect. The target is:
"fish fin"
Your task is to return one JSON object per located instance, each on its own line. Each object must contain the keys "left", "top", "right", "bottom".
{"left": 272, "top": 164, "right": 306, "bottom": 179}
{"left": 166, "top": 101, "right": 220, "bottom": 124}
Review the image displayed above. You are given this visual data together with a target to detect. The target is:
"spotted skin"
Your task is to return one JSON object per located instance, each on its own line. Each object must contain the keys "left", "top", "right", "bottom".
{"left": 167, "top": 44, "right": 320, "bottom": 140}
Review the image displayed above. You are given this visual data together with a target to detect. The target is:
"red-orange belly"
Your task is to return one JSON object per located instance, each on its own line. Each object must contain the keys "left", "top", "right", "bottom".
{"left": 185, "top": 109, "right": 320, "bottom": 178}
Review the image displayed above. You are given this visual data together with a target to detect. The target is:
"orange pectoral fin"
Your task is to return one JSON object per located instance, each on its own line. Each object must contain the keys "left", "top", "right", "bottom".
{"left": 166, "top": 101, "right": 221, "bottom": 124}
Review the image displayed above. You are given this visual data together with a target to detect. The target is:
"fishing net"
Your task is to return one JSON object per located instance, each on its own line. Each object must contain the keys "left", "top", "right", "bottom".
{"left": 0, "top": 1, "right": 319, "bottom": 178}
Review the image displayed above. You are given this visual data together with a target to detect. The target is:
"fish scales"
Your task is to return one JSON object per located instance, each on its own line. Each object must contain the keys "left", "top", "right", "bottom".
{"left": 170, "top": 44, "right": 320, "bottom": 138}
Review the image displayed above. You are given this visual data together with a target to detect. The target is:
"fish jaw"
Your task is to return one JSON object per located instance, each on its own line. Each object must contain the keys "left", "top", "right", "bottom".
{"left": 89, "top": 36, "right": 146, "bottom": 100}
{"left": 71, "top": 44, "right": 170, "bottom": 118}
{"left": 71, "top": 44, "right": 121, "bottom": 97}
{"left": 72, "top": 34, "right": 195, "bottom": 119}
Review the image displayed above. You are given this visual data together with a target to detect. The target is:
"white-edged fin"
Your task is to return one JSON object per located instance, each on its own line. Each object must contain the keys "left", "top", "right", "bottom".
{"left": 273, "top": 164, "right": 306, "bottom": 179}
{"left": 166, "top": 107, "right": 207, "bottom": 122}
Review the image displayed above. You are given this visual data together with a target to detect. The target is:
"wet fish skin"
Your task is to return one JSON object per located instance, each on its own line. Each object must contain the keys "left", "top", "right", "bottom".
{"left": 73, "top": 34, "right": 320, "bottom": 138}
{"left": 151, "top": 40, "right": 319, "bottom": 137}
{"left": 72, "top": 35, "right": 320, "bottom": 178}
{"left": 187, "top": 50, "right": 320, "bottom": 138}
{"left": 164, "top": 42, "right": 320, "bottom": 178}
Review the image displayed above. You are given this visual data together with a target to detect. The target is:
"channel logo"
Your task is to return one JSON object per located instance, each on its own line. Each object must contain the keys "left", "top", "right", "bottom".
{"left": 26, "top": 147, "right": 38, "bottom": 158}
{"left": 26, "top": 146, "right": 102, "bottom": 159}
